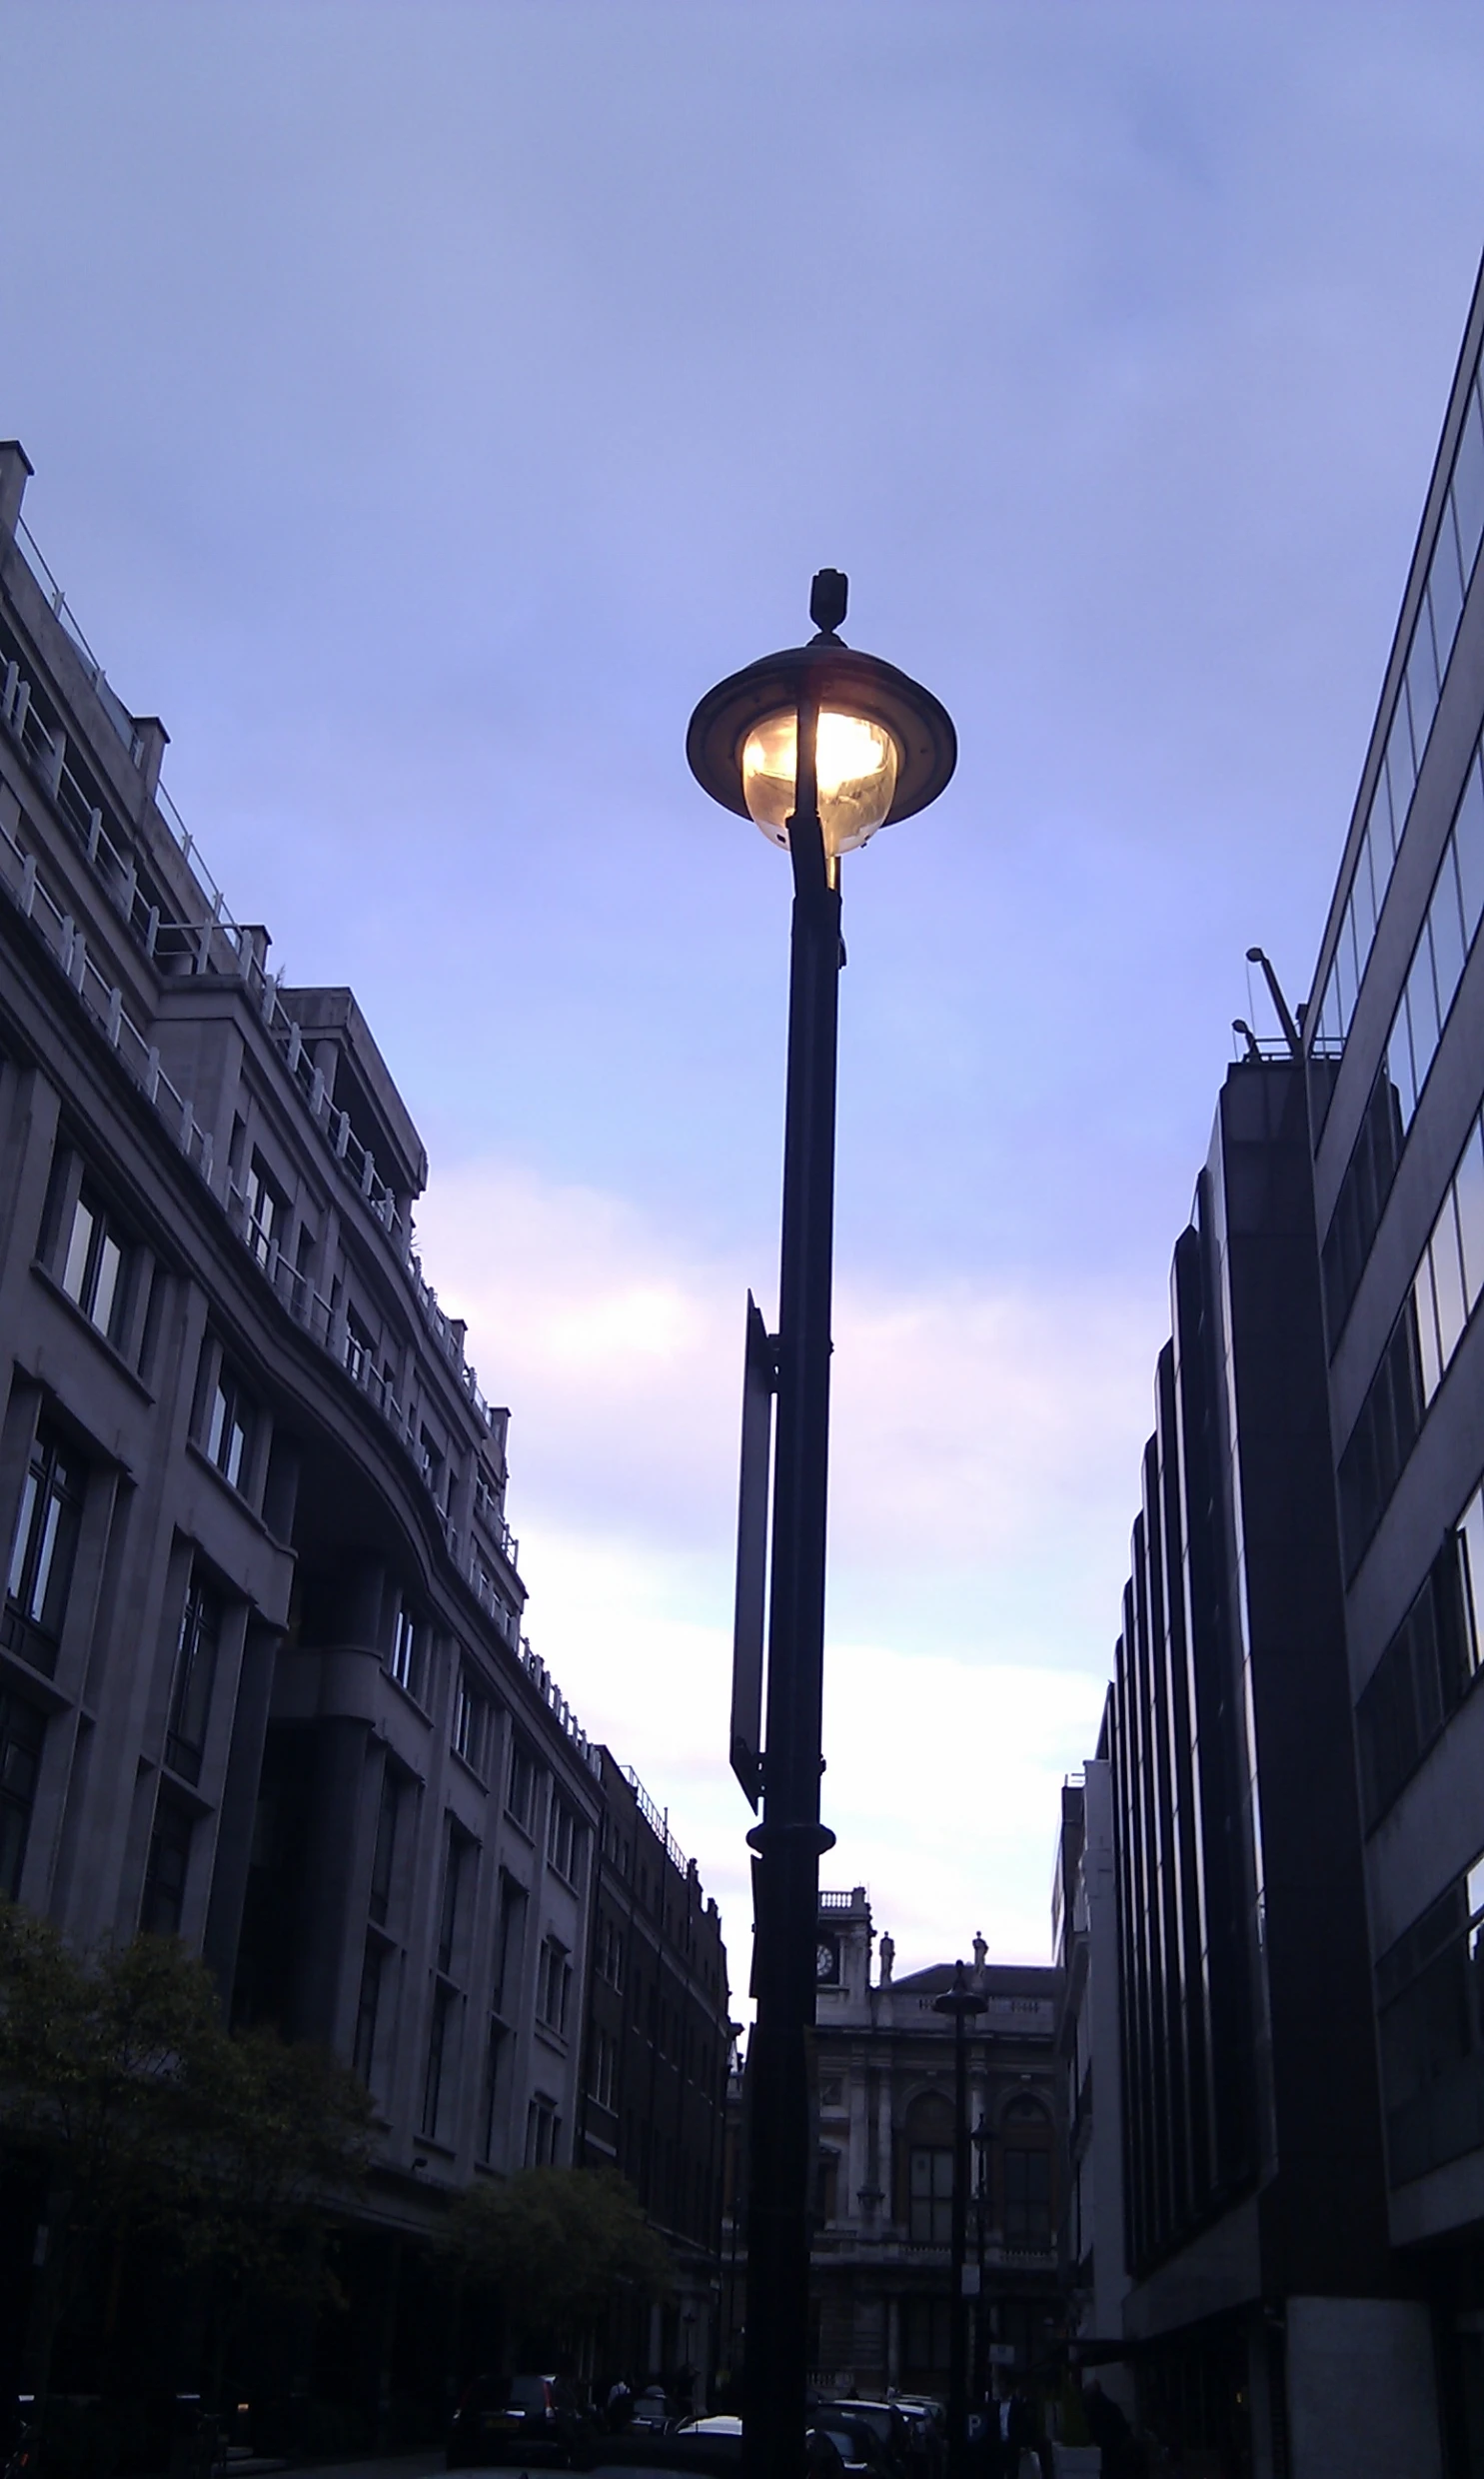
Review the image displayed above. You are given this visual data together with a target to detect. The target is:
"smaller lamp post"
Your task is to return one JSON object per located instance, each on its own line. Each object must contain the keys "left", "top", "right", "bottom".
{"left": 934, "top": 1964, "right": 985, "bottom": 2479}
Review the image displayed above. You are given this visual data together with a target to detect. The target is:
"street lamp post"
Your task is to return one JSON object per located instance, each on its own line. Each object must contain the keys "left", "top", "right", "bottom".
{"left": 689, "top": 577, "right": 955, "bottom": 2479}
{"left": 934, "top": 1965, "right": 985, "bottom": 2479}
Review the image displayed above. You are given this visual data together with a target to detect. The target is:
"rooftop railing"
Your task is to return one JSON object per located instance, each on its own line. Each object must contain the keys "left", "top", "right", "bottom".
{"left": 1, "top": 554, "right": 500, "bottom": 1430}
{"left": 624, "top": 1764, "right": 690, "bottom": 1875}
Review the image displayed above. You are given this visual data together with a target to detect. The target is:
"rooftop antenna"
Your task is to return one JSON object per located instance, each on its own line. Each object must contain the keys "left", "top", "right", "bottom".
{"left": 1245, "top": 947, "right": 1302, "bottom": 1058}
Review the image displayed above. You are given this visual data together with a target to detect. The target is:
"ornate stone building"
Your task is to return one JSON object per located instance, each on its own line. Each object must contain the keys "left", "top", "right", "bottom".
{"left": 796, "top": 1887, "right": 1063, "bottom": 2399}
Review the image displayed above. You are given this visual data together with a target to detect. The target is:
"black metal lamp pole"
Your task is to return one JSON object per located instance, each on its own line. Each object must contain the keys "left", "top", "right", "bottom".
{"left": 688, "top": 580, "right": 956, "bottom": 2479}
{"left": 934, "top": 1965, "right": 984, "bottom": 2479}
{"left": 972, "top": 2114, "right": 991, "bottom": 2410}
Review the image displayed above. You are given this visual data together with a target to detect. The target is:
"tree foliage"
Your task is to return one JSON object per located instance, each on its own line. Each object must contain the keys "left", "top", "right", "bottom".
{"left": 0, "top": 1902, "right": 372, "bottom": 2384}
{"left": 437, "top": 2166, "right": 673, "bottom": 2354}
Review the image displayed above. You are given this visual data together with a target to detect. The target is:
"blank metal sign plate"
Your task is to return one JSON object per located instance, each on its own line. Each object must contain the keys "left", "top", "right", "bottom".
{"left": 731, "top": 1290, "right": 774, "bottom": 1808}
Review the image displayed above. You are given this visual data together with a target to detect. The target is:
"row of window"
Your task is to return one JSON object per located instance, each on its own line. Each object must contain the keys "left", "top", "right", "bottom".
{"left": 1355, "top": 1475, "right": 1484, "bottom": 1827}
{"left": 1312, "top": 345, "right": 1484, "bottom": 1070}
{"left": 1, "top": 1659, "right": 201, "bottom": 1941}
{"left": 1338, "top": 1100, "right": 1484, "bottom": 1569}
{"left": 1376, "top": 1849, "right": 1484, "bottom": 2187}
{"left": 6, "top": 1413, "right": 230, "bottom": 1796}
{"left": 1322, "top": 739, "right": 1484, "bottom": 1341}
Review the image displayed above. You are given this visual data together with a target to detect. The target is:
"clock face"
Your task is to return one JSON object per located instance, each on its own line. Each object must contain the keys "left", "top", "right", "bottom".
{"left": 815, "top": 1937, "right": 839, "bottom": 1983}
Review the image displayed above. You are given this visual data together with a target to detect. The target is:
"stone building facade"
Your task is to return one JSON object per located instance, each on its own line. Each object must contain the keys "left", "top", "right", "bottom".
{"left": 576, "top": 1749, "right": 734, "bottom": 2397}
{"left": 0, "top": 441, "right": 657, "bottom": 2411}
{"left": 777, "top": 1888, "right": 1063, "bottom": 2401}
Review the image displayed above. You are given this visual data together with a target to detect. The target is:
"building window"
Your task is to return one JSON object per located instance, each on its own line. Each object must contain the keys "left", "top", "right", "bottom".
{"left": 526, "top": 2093, "right": 560, "bottom": 2167}
{"left": 438, "top": 1825, "right": 470, "bottom": 1978}
{"left": 59, "top": 1187, "right": 131, "bottom": 1346}
{"left": 537, "top": 1935, "right": 571, "bottom": 2038}
{"left": 814, "top": 2150, "right": 839, "bottom": 2226}
{"left": 492, "top": 1870, "right": 527, "bottom": 2018}
{"left": 1357, "top": 1486, "right": 1484, "bottom": 1824}
{"left": 388, "top": 1595, "right": 427, "bottom": 1702}
{"left": 547, "top": 1792, "right": 585, "bottom": 1885}
{"left": 1002, "top": 2097, "right": 1053, "bottom": 2244}
{"left": 597, "top": 1912, "right": 625, "bottom": 1991}
{"left": 368, "top": 1763, "right": 403, "bottom": 1929}
{"left": 422, "top": 1983, "right": 455, "bottom": 2138}
{"left": 589, "top": 2026, "right": 617, "bottom": 2113}
{"left": 243, "top": 1154, "right": 281, "bottom": 1273}
{"left": 203, "top": 1359, "right": 257, "bottom": 1493}
{"left": 344, "top": 1306, "right": 375, "bottom": 1388}
{"left": 908, "top": 2146, "right": 953, "bottom": 2244}
{"left": 0, "top": 1688, "right": 46, "bottom": 1899}
{"left": 4, "top": 1424, "right": 86, "bottom": 1675}
{"left": 1377, "top": 1852, "right": 1484, "bottom": 2186}
{"left": 507, "top": 1734, "right": 538, "bottom": 1832}
{"left": 353, "top": 1937, "right": 386, "bottom": 2086}
{"left": 480, "top": 2019, "right": 507, "bottom": 2161}
{"left": 903, "top": 2297, "right": 952, "bottom": 2375}
{"left": 141, "top": 1795, "right": 193, "bottom": 1937}
{"left": 453, "top": 1667, "right": 491, "bottom": 1774}
{"left": 167, "top": 1570, "right": 224, "bottom": 1785}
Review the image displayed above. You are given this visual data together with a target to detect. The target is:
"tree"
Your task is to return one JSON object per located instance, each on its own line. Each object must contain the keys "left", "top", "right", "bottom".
{"left": 0, "top": 1903, "right": 372, "bottom": 2396}
{"left": 437, "top": 2167, "right": 673, "bottom": 2361}
{"left": 0, "top": 1904, "right": 222, "bottom": 2384}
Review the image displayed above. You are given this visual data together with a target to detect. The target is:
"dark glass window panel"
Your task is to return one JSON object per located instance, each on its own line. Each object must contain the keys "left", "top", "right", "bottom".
{"left": 1406, "top": 935, "right": 1442, "bottom": 1091}
{"left": 1431, "top": 502, "right": 1467, "bottom": 666}
{"left": 1407, "top": 617, "right": 1440, "bottom": 761}
{"left": 1460, "top": 1124, "right": 1484, "bottom": 1310}
{"left": 167, "top": 1573, "right": 223, "bottom": 1783}
{"left": 0, "top": 1690, "right": 45, "bottom": 1898}
{"left": 438, "top": 1831, "right": 465, "bottom": 1977}
{"left": 60, "top": 1192, "right": 132, "bottom": 1345}
{"left": 907, "top": 2146, "right": 952, "bottom": 2244}
{"left": 5, "top": 1427, "right": 85, "bottom": 1662}
{"left": 1431, "top": 847, "right": 1469, "bottom": 1027}
{"left": 141, "top": 1797, "right": 193, "bottom": 1937}
{"left": 1453, "top": 384, "right": 1484, "bottom": 587}
{"left": 481, "top": 2019, "right": 506, "bottom": 2159}
{"left": 205, "top": 1367, "right": 254, "bottom": 1490}
{"left": 1389, "top": 689, "right": 1418, "bottom": 828}
{"left": 353, "top": 1938, "right": 385, "bottom": 2084}
{"left": 368, "top": 1766, "right": 401, "bottom": 1927}
{"left": 1004, "top": 2145, "right": 1052, "bottom": 2241}
{"left": 1457, "top": 758, "right": 1484, "bottom": 944}
{"left": 1432, "top": 1201, "right": 1470, "bottom": 1368}
{"left": 422, "top": 1985, "right": 453, "bottom": 2137}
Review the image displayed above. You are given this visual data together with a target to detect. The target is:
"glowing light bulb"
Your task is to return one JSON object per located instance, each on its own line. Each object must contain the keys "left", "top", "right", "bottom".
{"left": 742, "top": 708, "right": 899, "bottom": 856}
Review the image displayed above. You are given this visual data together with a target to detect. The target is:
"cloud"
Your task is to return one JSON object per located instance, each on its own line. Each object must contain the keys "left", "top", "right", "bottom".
{"left": 414, "top": 1156, "right": 1156, "bottom": 1973}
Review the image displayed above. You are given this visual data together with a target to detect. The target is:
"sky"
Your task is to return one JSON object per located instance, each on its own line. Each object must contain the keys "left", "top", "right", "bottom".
{"left": 5, "top": 2, "right": 1484, "bottom": 1975}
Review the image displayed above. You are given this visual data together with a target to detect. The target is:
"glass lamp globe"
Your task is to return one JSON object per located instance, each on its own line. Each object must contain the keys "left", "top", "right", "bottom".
{"left": 741, "top": 708, "right": 900, "bottom": 857}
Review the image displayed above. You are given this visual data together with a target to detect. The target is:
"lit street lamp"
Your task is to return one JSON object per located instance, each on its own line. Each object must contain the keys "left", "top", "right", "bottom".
{"left": 688, "top": 575, "right": 955, "bottom": 2479}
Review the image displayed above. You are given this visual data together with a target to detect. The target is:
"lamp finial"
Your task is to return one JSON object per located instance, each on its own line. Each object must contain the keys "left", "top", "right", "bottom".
{"left": 809, "top": 569, "right": 848, "bottom": 638}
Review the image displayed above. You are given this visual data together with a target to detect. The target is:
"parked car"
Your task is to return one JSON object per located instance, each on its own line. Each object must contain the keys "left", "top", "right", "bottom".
{"left": 629, "top": 2392, "right": 685, "bottom": 2435}
{"left": 448, "top": 2374, "right": 588, "bottom": 2467}
{"left": 676, "top": 2414, "right": 893, "bottom": 2479}
{"left": 816, "top": 2401, "right": 916, "bottom": 2479}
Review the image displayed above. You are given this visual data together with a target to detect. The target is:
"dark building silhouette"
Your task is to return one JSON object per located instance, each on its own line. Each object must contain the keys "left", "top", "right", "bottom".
{"left": 576, "top": 1747, "right": 732, "bottom": 2398}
